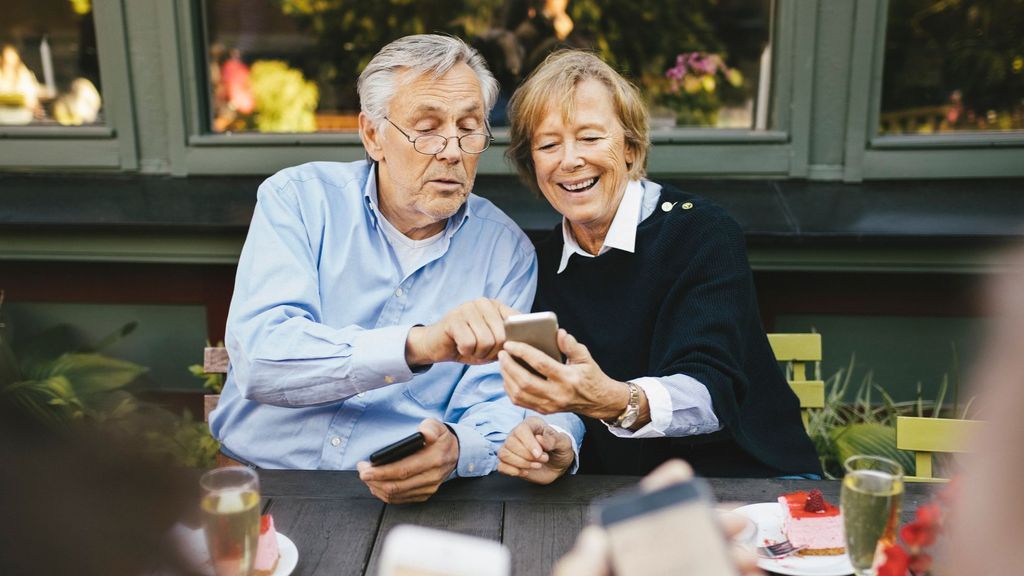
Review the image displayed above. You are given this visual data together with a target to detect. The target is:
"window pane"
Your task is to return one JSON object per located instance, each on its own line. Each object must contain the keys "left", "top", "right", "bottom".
{"left": 1, "top": 0, "right": 104, "bottom": 127}
{"left": 880, "top": 1, "right": 1024, "bottom": 135}
{"left": 202, "top": 0, "right": 773, "bottom": 134}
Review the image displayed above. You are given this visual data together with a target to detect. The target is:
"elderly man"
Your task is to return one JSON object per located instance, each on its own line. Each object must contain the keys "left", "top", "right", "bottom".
{"left": 210, "top": 34, "right": 583, "bottom": 504}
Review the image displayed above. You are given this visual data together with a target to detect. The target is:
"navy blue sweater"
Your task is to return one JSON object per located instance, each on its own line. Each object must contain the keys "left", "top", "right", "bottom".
{"left": 534, "top": 183, "right": 822, "bottom": 477}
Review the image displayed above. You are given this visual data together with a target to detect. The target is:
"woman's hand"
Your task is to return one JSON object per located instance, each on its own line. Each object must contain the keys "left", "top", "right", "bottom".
{"left": 497, "top": 416, "right": 575, "bottom": 485}
{"left": 499, "top": 329, "right": 631, "bottom": 421}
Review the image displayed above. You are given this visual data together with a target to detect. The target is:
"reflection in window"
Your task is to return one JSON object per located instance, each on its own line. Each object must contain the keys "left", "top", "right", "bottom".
{"left": 1, "top": 0, "right": 103, "bottom": 127}
{"left": 202, "top": 0, "right": 773, "bottom": 134}
{"left": 881, "top": 1, "right": 1024, "bottom": 135}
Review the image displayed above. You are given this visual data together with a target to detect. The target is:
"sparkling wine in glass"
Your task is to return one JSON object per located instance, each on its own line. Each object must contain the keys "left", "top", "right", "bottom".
{"left": 840, "top": 455, "right": 904, "bottom": 576}
{"left": 200, "top": 466, "right": 260, "bottom": 576}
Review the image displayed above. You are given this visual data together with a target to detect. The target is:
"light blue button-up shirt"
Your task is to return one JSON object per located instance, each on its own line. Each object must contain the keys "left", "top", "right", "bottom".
{"left": 210, "top": 160, "right": 584, "bottom": 476}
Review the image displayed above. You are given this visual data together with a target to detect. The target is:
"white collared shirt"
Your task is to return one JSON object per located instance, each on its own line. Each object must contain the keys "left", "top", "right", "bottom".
{"left": 556, "top": 179, "right": 722, "bottom": 439}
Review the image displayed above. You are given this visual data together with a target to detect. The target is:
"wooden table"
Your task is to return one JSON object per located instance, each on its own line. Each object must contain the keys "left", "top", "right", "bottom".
{"left": 260, "top": 471, "right": 934, "bottom": 576}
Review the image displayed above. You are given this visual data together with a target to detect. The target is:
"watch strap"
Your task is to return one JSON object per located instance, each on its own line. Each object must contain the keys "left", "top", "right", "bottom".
{"left": 605, "top": 381, "right": 640, "bottom": 427}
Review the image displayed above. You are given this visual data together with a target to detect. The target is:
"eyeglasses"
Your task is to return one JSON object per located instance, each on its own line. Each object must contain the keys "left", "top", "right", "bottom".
{"left": 385, "top": 117, "right": 493, "bottom": 155}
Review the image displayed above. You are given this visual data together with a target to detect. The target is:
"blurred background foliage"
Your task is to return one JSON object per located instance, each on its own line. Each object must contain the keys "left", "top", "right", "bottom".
{"left": 882, "top": 0, "right": 1024, "bottom": 133}
{"left": 0, "top": 292, "right": 219, "bottom": 467}
{"left": 209, "top": 0, "right": 770, "bottom": 129}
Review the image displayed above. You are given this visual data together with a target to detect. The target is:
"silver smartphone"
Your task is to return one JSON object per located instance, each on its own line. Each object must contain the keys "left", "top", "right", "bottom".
{"left": 378, "top": 525, "right": 510, "bottom": 576}
{"left": 503, "top": 312, "right": 562, "bottom": 375}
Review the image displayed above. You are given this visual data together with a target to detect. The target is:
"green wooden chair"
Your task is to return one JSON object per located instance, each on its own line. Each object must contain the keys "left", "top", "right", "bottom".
{"left": 768, "top": 333, "right": 826, "bottom": 429}
{"left": 896, "top": 416, "right": 984, "bottom": 482}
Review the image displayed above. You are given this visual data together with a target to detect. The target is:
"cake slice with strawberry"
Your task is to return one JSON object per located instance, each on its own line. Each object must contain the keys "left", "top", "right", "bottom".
{"left": 777, "top": 489, "right": 846, "bottom": 556}
{"left": 254, "top": 514, "right": 280, "bottom": 576}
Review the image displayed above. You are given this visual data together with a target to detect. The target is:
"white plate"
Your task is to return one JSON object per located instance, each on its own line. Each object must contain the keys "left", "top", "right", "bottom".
{"left": 169, "top": 524, "right": 298, "bottom": 576}
{"left": 732, "top": 502, "right": 854, "bottom": 576}
{"left": 273, "top": 532, "right": 299, "bottom": 576}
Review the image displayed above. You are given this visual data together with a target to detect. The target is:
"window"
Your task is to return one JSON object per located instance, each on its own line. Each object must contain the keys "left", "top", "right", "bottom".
{"left": 843, "top": 0, "right": 1024, "bottom": 180}
{"left": 168, "top": 0, "right": 810, "bottom": 176}
{"left": 880, "top": 0, "right": 1024, "bottom": 135}
{"left": 198, "top": 0, "right": 773, "bottom": 134}
{"left": 2, "top": 0, "right": 104, "bottom": 128}
{"left": 0, "top": 0, "right": 136, "bottom": 169}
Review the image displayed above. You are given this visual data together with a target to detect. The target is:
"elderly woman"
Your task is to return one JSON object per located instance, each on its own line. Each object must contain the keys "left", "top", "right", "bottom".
{"left": 495, "top": 50, "right": 820, "bottom": 481}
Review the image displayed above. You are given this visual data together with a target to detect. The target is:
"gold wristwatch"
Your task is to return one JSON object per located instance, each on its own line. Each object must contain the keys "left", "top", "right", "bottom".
{"left": 606, "top": 381, "right": 640, "bottom": 429}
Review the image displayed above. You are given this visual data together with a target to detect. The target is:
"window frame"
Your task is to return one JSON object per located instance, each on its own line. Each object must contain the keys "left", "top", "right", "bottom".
{"left": 162, "top": 0, "right": 816, "bottom": 177}
{"left": 0, "top": 0, "right": 138, "bottom": 170}
{"left": 843, "top": 0, "right": 1024, "bottom": 181}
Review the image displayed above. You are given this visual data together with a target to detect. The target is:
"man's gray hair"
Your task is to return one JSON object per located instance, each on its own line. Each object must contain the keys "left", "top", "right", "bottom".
{"left": 357, "top": 34, "right": 499, "bottom": 131}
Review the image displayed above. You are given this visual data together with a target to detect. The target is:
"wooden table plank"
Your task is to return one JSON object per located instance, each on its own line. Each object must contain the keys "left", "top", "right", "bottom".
{"left": 503, "top": 503, "right": 587, "bottom": 576}
{"left": 260, "top": 472, "right": 933, "bottom": 507}
{"left": 257, "top": 471, "right": 938, "bottom": 575}
{"left": 259, "top": 470, "right": 638, "bottom": 502}
{"left": 364, "top": 501, "right": 504, "bottom": 576}
{"left": 265, "top": 497, "right": 384, "bottom": 576}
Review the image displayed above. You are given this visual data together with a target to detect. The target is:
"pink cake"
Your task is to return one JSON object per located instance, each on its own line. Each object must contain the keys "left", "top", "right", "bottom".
{"left": 778, "top": 490, "right": 846, "bottom": 556}
{"left": 254, "top": 514, "right": 280, "bottom": 576}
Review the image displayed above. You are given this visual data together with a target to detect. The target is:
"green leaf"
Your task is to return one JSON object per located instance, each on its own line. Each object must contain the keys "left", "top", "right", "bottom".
{"left": 830, "top": 422, "right": 916, "bottom": 476}
{"left": 188, "top": 363, "right": 224, "bottom": 393}
{"left": 0, "top": 339, "right": 20, "bottom": 388}
{"left": 13, "top": 324, "right": 80, "bottom": 379}
{"left": 3, "top": 375, "right": 79, "bottom": 426}
{"left": 89, "top": 321, "right": 139, "bottom": 353}
{"left": 42, "top": 353, "right": 148, "bottom": 396}
{"left": 932, "top": 375, "right": 948, "bottom": 418}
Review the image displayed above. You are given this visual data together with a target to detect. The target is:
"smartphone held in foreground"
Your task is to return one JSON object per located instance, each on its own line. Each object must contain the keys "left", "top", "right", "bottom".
{"left": 378, "top": 524, "right": 510, "bottom": 576}
{"left": 595, "top": 477, "right": 739, "bottom": 576}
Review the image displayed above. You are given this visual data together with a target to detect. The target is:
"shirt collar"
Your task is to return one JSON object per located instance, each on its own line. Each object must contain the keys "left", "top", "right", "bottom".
{"left": 363, "top": 161, "right": 470, "bottom": 237}
{"left": 557, "top": 179, "right": 644, "bottom": 274}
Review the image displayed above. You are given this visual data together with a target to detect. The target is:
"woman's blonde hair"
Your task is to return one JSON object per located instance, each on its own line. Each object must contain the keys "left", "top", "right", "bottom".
{"left": 506, "top": 50, "right": 650, "bottom": 193}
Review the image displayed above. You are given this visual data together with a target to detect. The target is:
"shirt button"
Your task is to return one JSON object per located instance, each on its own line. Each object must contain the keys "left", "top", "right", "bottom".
{"left": 330, "top": 436, "right": 342, "bottom": 447}
{"left": 384, "top": 376, "right": 395, "bottom": 384}
{"left": 357, "top": 392, "right": 365, "bottom": 398}
{"left": 395, "top": 288, "right": 404, "bottom": 297}
{"left": 467, "top": 463, "right": 475, "bottom": 473}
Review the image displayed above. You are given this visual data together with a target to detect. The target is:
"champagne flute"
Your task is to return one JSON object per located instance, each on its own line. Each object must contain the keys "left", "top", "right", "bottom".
{"left": 200, "top": 466, "right": 261, "bottom": 576}
{"left": 840, "top": 455, "right": 904, "bottom": 576}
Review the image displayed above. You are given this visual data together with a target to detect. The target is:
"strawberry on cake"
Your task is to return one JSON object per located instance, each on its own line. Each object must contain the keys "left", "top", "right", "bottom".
{"left": 778, "top": 489, "right": 846, "bottom": 556}
{"left": 254, "top": 514, "right": 280, "bottom": 576}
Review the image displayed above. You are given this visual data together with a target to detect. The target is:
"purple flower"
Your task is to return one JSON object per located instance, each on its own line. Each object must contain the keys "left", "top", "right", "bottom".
{"left": 663, "top": 51, "right": 736, "bottom": 93}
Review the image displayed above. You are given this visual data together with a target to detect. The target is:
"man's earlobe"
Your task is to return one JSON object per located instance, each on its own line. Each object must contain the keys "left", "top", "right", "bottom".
{"left": 359, "top": 113, "right": 385, "bottom": 162}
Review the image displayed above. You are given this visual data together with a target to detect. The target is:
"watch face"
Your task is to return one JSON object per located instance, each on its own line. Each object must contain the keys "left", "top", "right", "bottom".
{"left": 620, "top": 409, "right": 638, "bottom": 429}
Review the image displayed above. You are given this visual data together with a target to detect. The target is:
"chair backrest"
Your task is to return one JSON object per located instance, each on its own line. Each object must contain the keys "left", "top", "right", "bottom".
{"left": 896, "top": 415, "right": 984, "bottom": 482}
{"left": 767, "top": 333, "right": 826, "bottom": 429}
{"left": 202, "top": 346, "right": 229, "bottom": 422}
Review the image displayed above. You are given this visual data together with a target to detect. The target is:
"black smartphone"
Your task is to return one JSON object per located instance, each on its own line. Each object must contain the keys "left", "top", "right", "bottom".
{"left": 594, "top": 478, "right": 738, "bottom": 576}
{"left": 369, "top": 432, "right": 426, "bottom": 466}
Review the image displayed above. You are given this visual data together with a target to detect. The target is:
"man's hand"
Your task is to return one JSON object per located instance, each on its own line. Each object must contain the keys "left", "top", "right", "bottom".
{"left": 357, "top": 419, "right": 459, "bottom": 504}
{"left": 405, "top": 298, "right": 520, "bottom": 367}
{"left": 500, "top": 329, "right": 637, "bottom": 422}
{"left": 497, "top": 416, "right": 575, "bottom": 485}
